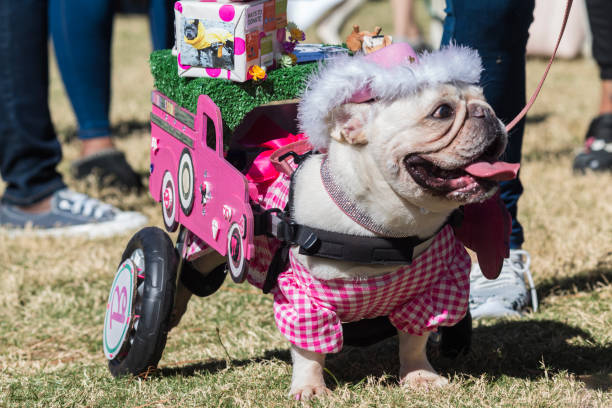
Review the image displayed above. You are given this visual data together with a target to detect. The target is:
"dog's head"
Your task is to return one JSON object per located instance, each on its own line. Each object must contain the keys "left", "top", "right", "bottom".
{"left": 184, "top": 19, "right": 200, "bottom": 41}
{"left": 332, "top": 82, "right": 508, "bottom": 206}
{"left": 299, "top": 44, "right": 517, "bottom": 211}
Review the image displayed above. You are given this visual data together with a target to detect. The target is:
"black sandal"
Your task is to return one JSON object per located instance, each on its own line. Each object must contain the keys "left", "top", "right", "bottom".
{"left": 72, "top": 148, "right": 143, "bottom": 191}
{"left": 573, "top": 113, "right": 612, "bottom": 173}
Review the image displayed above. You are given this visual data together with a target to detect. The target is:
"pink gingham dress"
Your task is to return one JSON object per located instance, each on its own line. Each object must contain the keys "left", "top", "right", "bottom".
{"left": 273, "top": 224, "right": 470, "bottom": 353}
{"left": 186, "top": 170, "right": 471, "bottom": 354}
{"left": 250, "top": 172, "right": 470, "bottom": 353}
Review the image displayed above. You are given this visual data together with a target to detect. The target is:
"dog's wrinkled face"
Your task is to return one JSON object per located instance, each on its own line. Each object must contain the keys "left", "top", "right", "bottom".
{"left": 184, "top": 19, "right": 199, "bottom": 41}
{"left": 329, "top": 82, "right": 508, "bottom": 210}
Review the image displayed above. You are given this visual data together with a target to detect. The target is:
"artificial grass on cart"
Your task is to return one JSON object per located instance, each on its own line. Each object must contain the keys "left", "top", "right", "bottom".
{"left": 150, "top": 49, "right": 317, "bottom": 135}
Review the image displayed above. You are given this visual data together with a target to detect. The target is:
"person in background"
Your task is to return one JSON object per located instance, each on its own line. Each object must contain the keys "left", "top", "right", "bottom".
{"left": 0, "top": 0, "right": 147, "bottom": 236}
{"left": 441, "top": 0, "right": 537, "bottom": 319}
{"left": 573, "top": 0, "right": 612, "bottom": 173}
{"left": 48, "top": 0, "right": 175, "bottom": 191}
{"left": 287, "top": 0, "right": 345, "bottom": 33}
{"left": 390, "top": 0, "right": 430, "bottom": 52}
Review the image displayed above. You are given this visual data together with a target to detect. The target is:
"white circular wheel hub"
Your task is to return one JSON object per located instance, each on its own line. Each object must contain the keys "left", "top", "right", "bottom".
{"left": 227, "top": 223, "right": 247, "bottom": 282}
{"left": 161, "top": 171, "right": 177, "bottom": 231}
{"left": 103, "top": 259, "right": 137, "bottom": 360}
{"left": 178, "top": 150, "right": 195, "bottom": 215}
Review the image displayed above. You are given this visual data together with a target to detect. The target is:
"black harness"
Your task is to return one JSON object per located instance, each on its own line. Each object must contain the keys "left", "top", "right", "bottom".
{"left": 251, "top": 150, "right": 463, "bottom": 293}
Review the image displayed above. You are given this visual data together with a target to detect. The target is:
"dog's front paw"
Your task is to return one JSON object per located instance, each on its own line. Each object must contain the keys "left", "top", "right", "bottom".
{"left": 289, "top": 384, "right": 332, "bottom": 401}
{"left": 400, "top": 369, "right": 449, "bottom": 389}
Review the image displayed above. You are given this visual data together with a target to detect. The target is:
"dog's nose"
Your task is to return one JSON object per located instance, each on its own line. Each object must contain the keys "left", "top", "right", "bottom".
{"left": 468, "top": 103, "right": 491, "bottom": 119}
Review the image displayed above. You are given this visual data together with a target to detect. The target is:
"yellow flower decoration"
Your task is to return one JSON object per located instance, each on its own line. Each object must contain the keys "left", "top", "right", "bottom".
{"left": 289, "top": 28, "right": 305, "bottom": 42}
{"left": 249, "top": 65, "right": 267, "bottom": 82}
{"left": 288, "top": 53, "right": 297, "bottom": 65}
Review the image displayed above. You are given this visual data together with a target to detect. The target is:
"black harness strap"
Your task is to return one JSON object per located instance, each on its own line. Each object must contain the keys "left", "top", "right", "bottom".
{"left": 294, "top": 225, "right": 425, "bottom": 264}
{"left": 260, "top": 209, "right": 461, "bottom": 293}
{"left": 263, "top": 241, "right": 290, "bottom": 294}
{"left": 261, "top": 151, "right": 308, "bottom": 293}
{"left": 256, "top": 151, "right": 464, "bottom": 293}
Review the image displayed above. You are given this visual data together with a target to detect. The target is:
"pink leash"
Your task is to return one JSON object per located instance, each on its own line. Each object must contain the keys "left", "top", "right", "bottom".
{"left": 505, "top": 0, "right": 574, "bottom": 132}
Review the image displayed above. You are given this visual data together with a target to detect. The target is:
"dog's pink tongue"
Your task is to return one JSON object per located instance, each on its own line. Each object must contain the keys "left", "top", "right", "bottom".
{"left": 464, "top": 161, "right": 520, "bottom": 181}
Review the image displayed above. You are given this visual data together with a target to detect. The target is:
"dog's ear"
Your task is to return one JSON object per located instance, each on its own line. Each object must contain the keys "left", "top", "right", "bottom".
{"left": 328, "top": 103, "right": 372, "bottom": 145}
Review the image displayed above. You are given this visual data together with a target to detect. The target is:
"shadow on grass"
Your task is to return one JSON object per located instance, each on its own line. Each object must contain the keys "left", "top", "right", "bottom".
{"left": 537, "top": 258, "right": 612, "bottom": 302}
{"left": 326, "top": 319, "right": 611, "bottom": 390}
{"left": 58, "top": 120, "right": 150, "bottom": 142}
{"left": 157, "top": 319, "right": 611, "bottom": 391}
{"left": 158, "top": 348, "right": 291, "bottom": 378}
{"left": 442, "top": 320, "right": 611, "bottom": 379}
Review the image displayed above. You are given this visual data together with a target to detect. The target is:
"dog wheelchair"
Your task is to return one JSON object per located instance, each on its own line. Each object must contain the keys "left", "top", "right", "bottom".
{"left": 102, "top": 91, "right": 471, "bottom": 377}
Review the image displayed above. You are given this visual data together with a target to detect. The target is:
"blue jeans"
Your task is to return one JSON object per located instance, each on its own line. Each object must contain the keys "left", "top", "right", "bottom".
{"left": 49, "top": 0, "right": 174, "bottom": 140}
{"left": 441, "top": 0, "right": 535, "bottom": 249}
{"left": 0, "top": 0, "right": 66, "bottom": 206}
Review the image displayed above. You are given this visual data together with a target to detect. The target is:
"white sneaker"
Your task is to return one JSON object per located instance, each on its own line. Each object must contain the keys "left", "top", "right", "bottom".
{"left": 469, "top": 249, "right": 538, "bottom": 319}
{"left": 0, "top": 188, "right": 147, "bottom": 239}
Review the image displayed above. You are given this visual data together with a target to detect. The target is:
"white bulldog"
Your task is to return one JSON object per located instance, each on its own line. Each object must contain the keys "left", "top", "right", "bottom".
{"left": 287, "top": 43, "right": 516, "bottom": 398}
{"left": 173, "top": 43, "right": 518, "bottom": 400}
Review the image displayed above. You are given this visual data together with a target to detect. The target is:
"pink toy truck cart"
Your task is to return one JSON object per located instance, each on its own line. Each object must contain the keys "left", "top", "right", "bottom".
{"left": 149, "top": 91, "right": 256, "bottom": 282}
{"left": 102, "top": 90, "right": 303, "bottom": 376}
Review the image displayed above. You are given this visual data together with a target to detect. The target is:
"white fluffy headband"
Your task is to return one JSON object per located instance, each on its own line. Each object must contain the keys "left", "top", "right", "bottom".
{"left": 298, "top": 43, "right": 483, "bottom": 150}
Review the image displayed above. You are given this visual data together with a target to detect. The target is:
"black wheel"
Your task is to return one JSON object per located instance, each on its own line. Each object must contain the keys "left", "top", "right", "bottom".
{"left": 439, "top": 310, "right": 472, "bottom": 358}
{"left": 180, "top": 262, "right": 227, "bottom": 297}
{"left": 343, "top": 316, "right": 397, "bottom": 347}
{"left": 226, "top": 222, "right": 248, "bottom": 283}
{"left": 177, "top": 149, "right": 195, "bottom": 216}
{"left": 161, "top": 171, "right": 179, "bottom": 232}
{"left": 106, "top": 227, "right": 178, "bottom": 377}
{"left": 174, "top": 226, "right": 226, "bottom": 297}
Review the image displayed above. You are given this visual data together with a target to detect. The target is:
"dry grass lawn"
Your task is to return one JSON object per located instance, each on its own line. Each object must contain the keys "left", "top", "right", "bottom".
{"left": 1, "top": 3, "right": 611, "bottom": 407}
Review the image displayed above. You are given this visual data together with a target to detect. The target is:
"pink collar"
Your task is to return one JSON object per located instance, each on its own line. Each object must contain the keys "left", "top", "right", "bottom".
{"left": 320, "top": 156, "right": 412, "bottom": 238}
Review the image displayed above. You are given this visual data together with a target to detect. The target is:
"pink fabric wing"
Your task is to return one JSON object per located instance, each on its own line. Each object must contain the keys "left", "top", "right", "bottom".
{"left": 453, "top": 193, "right": 511, "bottom": 279}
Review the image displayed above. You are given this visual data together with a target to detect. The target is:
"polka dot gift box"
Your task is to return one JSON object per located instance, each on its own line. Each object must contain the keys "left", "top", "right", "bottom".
{"left": 175, "top": 0, "right": 288, "bottom": 82}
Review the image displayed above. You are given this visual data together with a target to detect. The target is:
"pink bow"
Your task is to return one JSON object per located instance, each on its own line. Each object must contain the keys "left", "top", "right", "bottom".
{"left": 245, "top": 128, "right": 305, "bottom": 199}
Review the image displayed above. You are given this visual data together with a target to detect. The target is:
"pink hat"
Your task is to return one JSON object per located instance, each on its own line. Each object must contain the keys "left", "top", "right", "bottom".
{"left": 349, "top": 43, "right": 420, "bottom": 103}
{"left": 298, "top": 43, "right": 483, "bottom": 149}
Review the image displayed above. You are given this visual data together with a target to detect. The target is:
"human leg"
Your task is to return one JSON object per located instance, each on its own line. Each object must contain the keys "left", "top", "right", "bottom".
{"left": 49, "top": 0, "right": 142, "bottom": 190}
{"left": 442, "top": 0, "right": 534, "bottom": 249}
{"left": 49, "top": 0, "right": 113, "bottom": 142}
{"left": 391, "top": 0, "right": 430, "bottom": 52}
{"left": 573, "top": 0, "right": 612, "bottom": 172}
{"left": 0, "top": 0, "right": 66, "bottom": 207}
{"left": 391, "top": 0, "right": 420, "bottom": 41}
{"left": 149, "top": 0, "right": 175, "bottom": 50}
{"left": 0, "top": 0, "right": 147, "bottom": 236}
{"left": 441, "top": 0, "right": 536, "bottom": 318}
{"left": 587, "top": 0, "right": 612, "bottom": 89}
{"left": 598, "top": 80, "right": 612, "bottom": 115}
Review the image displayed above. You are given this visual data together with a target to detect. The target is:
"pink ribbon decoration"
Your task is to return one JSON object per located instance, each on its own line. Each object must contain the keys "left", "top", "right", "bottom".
{"left": 453, "top": 192, "right": 511, "bottom": 279}
{"left": 243, "top": 117, "right": 306, "bottom": 198}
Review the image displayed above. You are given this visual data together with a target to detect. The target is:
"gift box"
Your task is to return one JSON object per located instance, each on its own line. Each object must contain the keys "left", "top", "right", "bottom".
{"left": 174, "top": 0, "right": 288, "bottom": 82}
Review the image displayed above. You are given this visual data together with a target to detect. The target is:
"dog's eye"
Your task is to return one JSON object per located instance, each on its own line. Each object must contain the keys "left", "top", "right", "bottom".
{"left": 431, "top": 104, "right": 454, "bottom": 119}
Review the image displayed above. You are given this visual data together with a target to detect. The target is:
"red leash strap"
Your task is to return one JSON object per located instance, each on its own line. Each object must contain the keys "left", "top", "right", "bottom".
{"left": 505, "top": 0, "right": 574, "bottom": 132}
